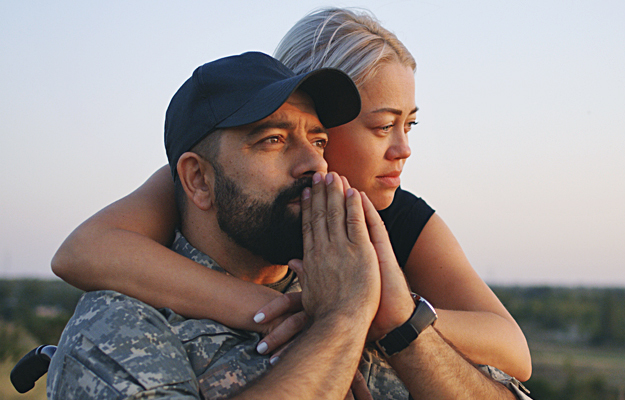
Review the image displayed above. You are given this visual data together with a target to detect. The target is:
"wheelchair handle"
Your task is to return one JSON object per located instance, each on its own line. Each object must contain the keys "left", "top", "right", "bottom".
{"left": 10, "top": 345, "right": 57, "bottom": 393}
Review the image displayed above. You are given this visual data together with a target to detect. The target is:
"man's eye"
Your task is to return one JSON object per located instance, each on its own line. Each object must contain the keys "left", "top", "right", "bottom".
{"left": 313, "top": 138, "right": 328, "bottom": 148}
{"left": 262, "top": 136, "right": 282, "bottom": 144}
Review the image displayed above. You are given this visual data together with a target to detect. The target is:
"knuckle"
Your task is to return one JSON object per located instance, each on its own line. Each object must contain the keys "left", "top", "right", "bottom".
{"left": 325, "top": 207, "right": 342, "bottom": 224}
{"left": 311, "top": 209, "right": 326, "bottom": 224}
{"left": 345, "top": 213, "right": 364, "bottom": 227}
{"left": 301, "top": 221, "right": 313, "bottom": 235}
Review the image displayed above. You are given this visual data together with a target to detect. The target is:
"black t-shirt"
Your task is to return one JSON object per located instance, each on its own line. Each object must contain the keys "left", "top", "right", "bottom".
{"left": 378, "top": 188, "right": 435, "bottom": 269}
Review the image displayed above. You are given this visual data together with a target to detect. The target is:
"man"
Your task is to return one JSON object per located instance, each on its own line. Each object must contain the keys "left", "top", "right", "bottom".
{"left": 47, "top": 52, "right": 530, "bottom": 399}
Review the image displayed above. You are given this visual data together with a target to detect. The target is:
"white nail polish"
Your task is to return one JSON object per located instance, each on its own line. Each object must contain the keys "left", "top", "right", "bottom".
{"left": 254, "top": 312, "right": 265, "bottom": 323}
{"left": 270, "top": 356, "right": 279, "bottom": 365}
{"left": 257, "top": 342, "right": 268, "bottom": 354}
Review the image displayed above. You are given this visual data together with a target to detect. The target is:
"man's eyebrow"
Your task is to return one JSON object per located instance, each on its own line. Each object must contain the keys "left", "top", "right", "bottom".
{"left": 309, "top": 125, "right": 329, "bottom": 135}
{"left": 246, "top": 120, "right": 328, "bottom": 137}
{"left": 246, "top": 121, "right": 295, "bottom": 138}
{"left": 370, "top": 107, "right": 419, "bottom": 116}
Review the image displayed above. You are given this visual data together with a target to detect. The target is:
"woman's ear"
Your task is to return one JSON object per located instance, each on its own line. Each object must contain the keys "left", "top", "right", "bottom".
{"left": 177, "top": 152, "right": 214, "bottom": 211}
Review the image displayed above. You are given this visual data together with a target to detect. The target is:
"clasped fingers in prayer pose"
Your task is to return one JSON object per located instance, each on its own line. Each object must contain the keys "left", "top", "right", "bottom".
{"left": 290, "top": 171, "right": 380, "bottom": 327}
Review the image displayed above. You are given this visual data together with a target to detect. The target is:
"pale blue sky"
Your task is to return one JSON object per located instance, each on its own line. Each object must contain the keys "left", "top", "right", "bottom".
{"left": 1, "top": 1, "right": 624, "bottom": 285}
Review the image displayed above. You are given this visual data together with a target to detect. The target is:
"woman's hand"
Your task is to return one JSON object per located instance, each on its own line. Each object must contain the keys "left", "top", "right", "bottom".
{"left": 360, "top": 192, "right": 415, "bottom": 342}
{"left": 254, "top": 292, "right": 308, "bottom": 355}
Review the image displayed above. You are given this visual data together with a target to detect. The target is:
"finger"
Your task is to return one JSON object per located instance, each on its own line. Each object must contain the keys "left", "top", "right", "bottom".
{"left": 344, "top": 389, "right": 355, "bottom": 400}
{"left": 351, "top": 370, "right": 373, "bottom": 400}
{"left": 310, "top": 171, "right": 329, "bottom": 241}
{"left": 256, "top": 311, "right": 308, "bottom": 354}
{"left": 301, "top": 186, "right": 314, "bottom": 254}
{"left": 340, "top": 175, "right": 351, "bottom": 196}
{"left": 325, "top": 172, "right": 347, "bottom": 240}
{"left": 268, "top": 340, "right": 293, "bottom": 365}
{"left": 361, "top": 193, "right": 396, "bottom": 268}
{"left": 345, "top": 189, "right": 370, "bottom": 244}
{"left": 254, "top": 292, "right": 303, "bottom": 324}
{"left": 288, "top": 259, "right": 305, "bottom": 287}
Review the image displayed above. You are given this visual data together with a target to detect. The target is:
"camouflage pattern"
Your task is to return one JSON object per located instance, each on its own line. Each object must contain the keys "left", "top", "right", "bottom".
{"left": 477, "top": 365, "right": 533, "bottom": 400}
{"left": 359, "top": 346, "right": 409, "bottom": 399}
{"left": 47, "top": 231, "right": 529, "bottom": 399}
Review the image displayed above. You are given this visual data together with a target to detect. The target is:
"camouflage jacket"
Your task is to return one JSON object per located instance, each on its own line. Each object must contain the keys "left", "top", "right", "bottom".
{"left": 47, "top": 232, "right": 409, "bottom": 399}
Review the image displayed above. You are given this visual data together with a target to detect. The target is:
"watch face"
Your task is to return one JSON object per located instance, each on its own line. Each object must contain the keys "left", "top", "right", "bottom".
{"left": 420, "top": 297, "right": 437, "bottom": 316}
{"left": 412, "top": 297, "right": 438, "bottom": 332}
{"left": 411, "top": 292, "right": 437, "bottom": 318}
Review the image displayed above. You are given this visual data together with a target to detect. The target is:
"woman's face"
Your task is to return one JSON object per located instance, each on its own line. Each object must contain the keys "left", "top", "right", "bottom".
{"left": 324, "top": 62, "right": 417, "bottom": 210}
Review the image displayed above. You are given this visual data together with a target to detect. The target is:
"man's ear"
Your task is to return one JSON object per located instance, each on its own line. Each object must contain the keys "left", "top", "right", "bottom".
{"left": 177, "top": 152, "right": 214, "bottom": 211}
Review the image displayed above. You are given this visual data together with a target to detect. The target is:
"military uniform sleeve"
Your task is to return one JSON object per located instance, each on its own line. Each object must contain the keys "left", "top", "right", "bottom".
{"left": 477, "top": 365, "right": 533, "bottom": 400}
{"left": 47, "top": 291, "right": 200, "bottom": 400}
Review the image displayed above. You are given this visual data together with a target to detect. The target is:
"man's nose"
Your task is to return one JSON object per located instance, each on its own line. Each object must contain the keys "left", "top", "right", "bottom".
{"left": 291, "top": 141, "right": 328, "bottom": 178}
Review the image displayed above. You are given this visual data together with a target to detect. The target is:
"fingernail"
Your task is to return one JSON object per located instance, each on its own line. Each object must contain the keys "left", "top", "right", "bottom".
{"left": 253, "top": 312, "right": 265, "bottom": 323}
{"left": 313, "top": 172, "right": 322, "bottom": 184}
{"left": 270, "top": 356, "right": 279, "bottom": 365}
{"left": 346, "top": 188, "right": 354, "bottom": 197}
{"left": 302, "top": 187, "right": 310, "bottom": 200}
{"left": 257, "top": 342, "right": 268, "bottom": 354}
{"left": 325, "top": 173, "right": 333, "bottom": 185}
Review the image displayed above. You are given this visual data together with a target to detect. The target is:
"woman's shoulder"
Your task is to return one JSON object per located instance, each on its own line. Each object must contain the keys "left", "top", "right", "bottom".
{"left": 380, "top": 187, "right": 435, "bottom": 219}
{"left": 379, "top": 187, "right": 435, "bottom": 268}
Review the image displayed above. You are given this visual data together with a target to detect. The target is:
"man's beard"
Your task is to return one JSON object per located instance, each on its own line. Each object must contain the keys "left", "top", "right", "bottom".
{"left": 213, "top": 163, "right": 311, "bottom": 265}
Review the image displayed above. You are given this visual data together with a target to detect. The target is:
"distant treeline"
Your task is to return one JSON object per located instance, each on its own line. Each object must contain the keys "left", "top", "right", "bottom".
{"left": 1, "top": 279, "right": 624, "bottom": 356}
{"left": 0, "top": 278, "right": 83, "bottom": 359}
{"left": 493, "top": 286, "right": 625, "bottom": 346}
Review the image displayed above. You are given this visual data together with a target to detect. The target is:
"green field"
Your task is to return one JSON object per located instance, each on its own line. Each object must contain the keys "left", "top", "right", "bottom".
{"left": 493, "top": 286, "right": 625, "bottom": 399}
{"left": 531, "top": 340, "right": 625, "bottom": 387}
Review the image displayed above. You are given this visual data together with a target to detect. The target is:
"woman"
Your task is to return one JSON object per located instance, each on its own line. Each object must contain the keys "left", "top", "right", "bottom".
{"left": 52, "top": 8, "right": 531, "bottom": 381}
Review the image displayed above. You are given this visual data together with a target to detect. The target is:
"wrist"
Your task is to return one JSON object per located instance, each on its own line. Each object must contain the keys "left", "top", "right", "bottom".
{"left": 375, "top": 294, "right": 438, "bottom": 358}
{"left": 315, "top": 307, "right": 373, "bottom": 331}
{"left": 309, "top": 312, "right": 371, "bottom": 349}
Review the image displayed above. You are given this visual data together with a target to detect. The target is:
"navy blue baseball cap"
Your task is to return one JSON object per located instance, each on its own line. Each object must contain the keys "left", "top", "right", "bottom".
{"left": 165, "top": 51, "right": 361, "bottom": 178}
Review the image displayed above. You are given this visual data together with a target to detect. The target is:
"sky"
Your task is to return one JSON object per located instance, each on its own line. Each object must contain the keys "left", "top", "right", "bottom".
{"left": 1, "top": 0, "right": 623, "bottom": 286}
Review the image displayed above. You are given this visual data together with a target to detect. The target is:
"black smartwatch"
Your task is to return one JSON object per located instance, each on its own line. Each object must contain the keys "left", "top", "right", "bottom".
{"left": 375, "top": 293, "right": 438, "bottom": 357}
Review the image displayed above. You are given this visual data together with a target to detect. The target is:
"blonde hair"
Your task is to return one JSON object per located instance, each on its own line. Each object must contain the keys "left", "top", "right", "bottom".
{"left": 275, "top": 8, "right": 415, "bottom": 88}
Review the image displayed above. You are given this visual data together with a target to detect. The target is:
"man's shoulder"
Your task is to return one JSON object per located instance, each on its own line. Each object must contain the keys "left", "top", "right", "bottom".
{"left": 79, "top": 290, "right": 257, "bottom": 338}
{"left": 76, "top": 290, "right": 165, "bottom": 322}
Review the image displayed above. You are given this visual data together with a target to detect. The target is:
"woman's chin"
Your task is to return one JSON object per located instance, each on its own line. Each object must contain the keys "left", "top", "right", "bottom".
{"left": 370, "top": 189, "right": 397, "bottom": 211}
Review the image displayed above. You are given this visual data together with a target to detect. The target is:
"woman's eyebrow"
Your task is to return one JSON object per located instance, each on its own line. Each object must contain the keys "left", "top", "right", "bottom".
{"left": 370, "top": 106, "right": 419, "bottom": 116}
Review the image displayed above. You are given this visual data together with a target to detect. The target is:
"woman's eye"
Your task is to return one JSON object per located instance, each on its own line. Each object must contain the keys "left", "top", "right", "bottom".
{"left": 380, "top": 124, "right": 393, "bottom": 133}
{"left": 406, "top": 121, "right": 419, "bottom": 132}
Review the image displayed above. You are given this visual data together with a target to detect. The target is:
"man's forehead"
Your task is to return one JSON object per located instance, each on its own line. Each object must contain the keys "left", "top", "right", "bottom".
{"left": 285, "top": 90, "right": 315, "bottom": 108}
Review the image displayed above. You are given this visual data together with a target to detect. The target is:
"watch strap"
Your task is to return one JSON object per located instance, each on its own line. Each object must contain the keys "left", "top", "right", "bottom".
{"left": 375, "top": 294, "right": 437, "bottom": 357}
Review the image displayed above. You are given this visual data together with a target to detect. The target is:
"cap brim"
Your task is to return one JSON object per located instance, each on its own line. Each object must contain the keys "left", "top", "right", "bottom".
{"left": 217, "top": 68, "right": 360, "bottom": 130}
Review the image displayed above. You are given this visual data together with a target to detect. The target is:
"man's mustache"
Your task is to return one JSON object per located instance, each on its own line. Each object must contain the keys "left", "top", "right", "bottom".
{"left": 276, "top": 176, "right": 314, "bottom": 205}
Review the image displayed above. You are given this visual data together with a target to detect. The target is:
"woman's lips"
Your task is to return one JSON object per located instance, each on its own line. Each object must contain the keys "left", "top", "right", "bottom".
{"left": 376, "top": 172, "right": 401, "bottom": 187}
